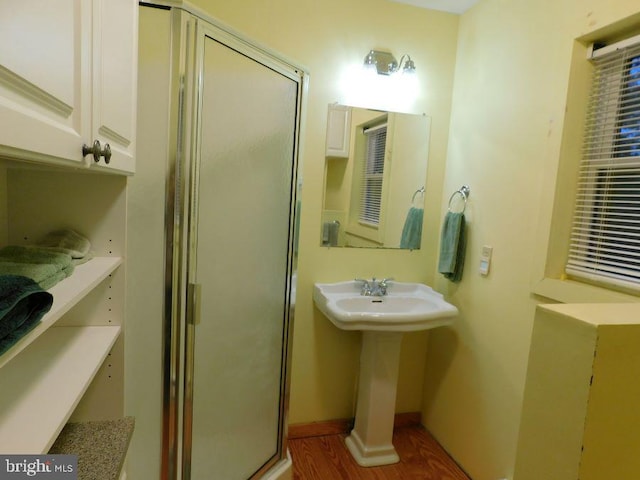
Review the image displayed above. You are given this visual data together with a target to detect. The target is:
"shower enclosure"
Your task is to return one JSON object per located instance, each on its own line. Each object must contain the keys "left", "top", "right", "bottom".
{"left": 138, "top": 4, "right": 305, "bottom": 479}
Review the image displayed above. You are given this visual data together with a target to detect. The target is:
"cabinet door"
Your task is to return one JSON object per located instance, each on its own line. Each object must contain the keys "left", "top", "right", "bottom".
{"left": 326, "top": 104, "right": 351, "bottom": 158}
{"left": 91, "top": 0, "right": 137, "bottom": 174}
{"left": 0, "top": 0, "right": 89, "bottom": 165}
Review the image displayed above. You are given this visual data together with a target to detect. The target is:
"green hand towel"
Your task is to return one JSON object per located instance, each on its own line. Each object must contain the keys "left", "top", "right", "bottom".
{"left": 446, "top": 219, "right": 466, "bottom": 283}
{"left": 36, "top": 229, "right": 91, "bottom": 259}
{"left": 0, "top": 275, "right": 53, "bottom": 355}
{"left": 0, "top": 246, "right": 74, "bottom": 289}
{"left": 438, "top": 212, "right": 466, "bottom": 283}
{"left": 400, "top": 207, "right": 424, "bottom": 250}
{"left": 0, "top": 245, "right": 72, "bottom": 268}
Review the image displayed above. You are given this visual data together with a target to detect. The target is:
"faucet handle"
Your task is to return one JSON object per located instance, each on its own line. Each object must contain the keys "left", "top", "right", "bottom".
{"left": 355, "top": 278, "right": 372, "bottom": 295}
{"left": 379, "top": 277, "right": 394, "bottom": 295}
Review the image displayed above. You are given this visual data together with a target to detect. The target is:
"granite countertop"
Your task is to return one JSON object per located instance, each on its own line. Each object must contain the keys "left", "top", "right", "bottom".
{"left": 49, "top": 417, "right": 135, "bottom": 480}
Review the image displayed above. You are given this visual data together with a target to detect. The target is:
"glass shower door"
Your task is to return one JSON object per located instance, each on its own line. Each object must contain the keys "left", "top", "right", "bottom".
{"left": 185, "top": 28, "right": 300, "bottom": 480}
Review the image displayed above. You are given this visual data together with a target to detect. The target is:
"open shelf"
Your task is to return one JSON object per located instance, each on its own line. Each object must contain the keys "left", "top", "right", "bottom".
{"left": 0, "top": 325, "right": 121, "bottom": 453}
{"left": 0, "top": 256, "right": 122, "bottom": 369}
{"left": 50, "top": 417, "right": 135, "bottom": 480}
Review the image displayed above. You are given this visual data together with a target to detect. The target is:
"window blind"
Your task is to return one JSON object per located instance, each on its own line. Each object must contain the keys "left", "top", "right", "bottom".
{"left": 359, "top": 123, "right": 387, "bottom": 226}
{"left": 566, "top": 39, "right": 640, "bottom": 288}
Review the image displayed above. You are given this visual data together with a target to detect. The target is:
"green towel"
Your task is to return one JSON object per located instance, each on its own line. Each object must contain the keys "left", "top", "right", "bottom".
{"left": 0, "top": 275, "right": 53, "bottom": 355}
{"left": 438, "top": 212, "right": 467, "bottom": 283}
{"left": 0, "top": 262, "right": 72, "bottom": 290}
{"left": 36, "top": 229, "right": 91, "bottom": 259}
{"left": 0, "top": 245, "right": 72, "bottom": 266}
{"left": 33, "top": 246, "right": 94, "bottom": 266}
{"left": 400, "top": 207, "right": 424, "bottom": 250}
{"left": 0, "top": 246, "right": 74, "bottom": 289}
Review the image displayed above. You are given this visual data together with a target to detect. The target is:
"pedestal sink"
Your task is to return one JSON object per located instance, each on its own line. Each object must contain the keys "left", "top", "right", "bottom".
{"left": 313, "top": 280, "right": 458, "bottom": 467}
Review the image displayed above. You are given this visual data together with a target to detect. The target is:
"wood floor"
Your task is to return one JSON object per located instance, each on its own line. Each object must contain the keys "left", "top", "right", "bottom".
{"left": 289, "top": 425, "right": 471, "bottom": 480}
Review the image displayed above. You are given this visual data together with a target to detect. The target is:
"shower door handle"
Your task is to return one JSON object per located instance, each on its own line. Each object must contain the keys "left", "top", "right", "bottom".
{"left": 187, "top": 283, "right": 202, "bottom": 326}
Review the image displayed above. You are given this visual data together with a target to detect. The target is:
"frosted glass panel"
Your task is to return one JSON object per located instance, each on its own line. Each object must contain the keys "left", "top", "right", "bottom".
{"left": 190, "top": 35, "right": 297, "bottom": 479}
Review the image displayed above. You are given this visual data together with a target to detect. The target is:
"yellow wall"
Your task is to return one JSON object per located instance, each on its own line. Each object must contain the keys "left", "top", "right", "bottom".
{"left": 189, "top": 0, "right": 460, "bottom": 422}
{"left": 425, "top": 1, "right": 640, "bottom": 479}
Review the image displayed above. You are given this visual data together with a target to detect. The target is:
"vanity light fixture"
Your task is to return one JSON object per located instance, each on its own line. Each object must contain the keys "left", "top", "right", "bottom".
{"left": 363, "top": 50, "right": 416, "bottom": 76}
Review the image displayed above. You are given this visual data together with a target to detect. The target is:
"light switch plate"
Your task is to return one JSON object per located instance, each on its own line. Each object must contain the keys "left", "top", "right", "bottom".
{"left": 480, "top": 245, "right": 492, "bottom": 275}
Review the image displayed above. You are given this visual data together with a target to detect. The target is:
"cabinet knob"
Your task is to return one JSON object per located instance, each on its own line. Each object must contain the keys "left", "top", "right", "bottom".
{"left": 102, "top": 143, "right": 111, "bottom": 164}
{"left": 82, "top": 140, "right": 102, "bottom": 163}
{"left": 82, "top": 140, "right": 112, "bottom": 164}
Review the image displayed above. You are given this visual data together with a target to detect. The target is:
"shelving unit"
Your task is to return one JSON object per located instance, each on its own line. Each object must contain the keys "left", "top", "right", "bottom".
{"left": 0, "top": 325, "right": 120, "bottom": 453}
{"left": 0, "top": 166, "right": 127, "bottom": 460}
{"left": 0, "top": 253, "right": 123, "bottom": 453}
{"left": 0, "top": 257, "right": 122, "bottom": 369}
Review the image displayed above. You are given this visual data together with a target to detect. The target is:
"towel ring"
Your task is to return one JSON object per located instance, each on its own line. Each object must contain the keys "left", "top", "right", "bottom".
{"left": 448, "top": 185, "right": 470, "bottom": 213}
{"left": 411, "top": 186, "right": 425, "bottom": 203}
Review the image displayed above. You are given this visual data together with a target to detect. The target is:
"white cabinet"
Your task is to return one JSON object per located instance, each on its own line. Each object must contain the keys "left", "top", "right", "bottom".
{"left": 0, "top": 0, "right": 137, "bottom": 174}
{"left": 0, "top": 0, "right": 136, "bottom": 472}
{"left": 90, "top": 0, "right": 138, "bottom": 173}
{"left": 0, "top": 0, "right": 88, "bottom": 167}
{"left": 325, "top": 104, "right": 351, "bottom": 158}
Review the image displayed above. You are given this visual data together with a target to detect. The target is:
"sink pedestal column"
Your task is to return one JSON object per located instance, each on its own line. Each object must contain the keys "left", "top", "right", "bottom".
{"left": 345, "top": 331, "right": 403, "bottom": 467}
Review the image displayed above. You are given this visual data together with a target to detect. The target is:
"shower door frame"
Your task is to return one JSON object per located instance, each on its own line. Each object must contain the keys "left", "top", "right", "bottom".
{"left": 159, "top": 5, "right": 308, "bottom": 480}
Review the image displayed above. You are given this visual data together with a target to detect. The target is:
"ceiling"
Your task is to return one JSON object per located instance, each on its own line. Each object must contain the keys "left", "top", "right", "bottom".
{"left": 389, "top": 0, "right": 479, "bottom": 14}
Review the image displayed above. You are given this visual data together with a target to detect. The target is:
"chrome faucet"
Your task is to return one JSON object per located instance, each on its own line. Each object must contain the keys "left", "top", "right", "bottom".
{"left": 355, "top": 277, "right": 393, "bottom": 296}
{"left": 355, "top": 278, "right": 372, "bottom": 296}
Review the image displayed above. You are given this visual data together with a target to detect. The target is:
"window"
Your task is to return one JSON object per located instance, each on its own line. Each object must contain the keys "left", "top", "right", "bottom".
{"left": 566, "top": 37, "right": 640, "bottom": 289}
{"left": 359, "top": 122, "right": 387, "bottom": 226}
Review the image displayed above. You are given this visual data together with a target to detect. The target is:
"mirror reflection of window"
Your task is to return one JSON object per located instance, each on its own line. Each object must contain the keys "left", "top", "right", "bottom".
{"left": 346, "top": 113, "right": 390, "bottom": 246}
{"left": 360, "top": 119, "right": 387, "bottom": 226}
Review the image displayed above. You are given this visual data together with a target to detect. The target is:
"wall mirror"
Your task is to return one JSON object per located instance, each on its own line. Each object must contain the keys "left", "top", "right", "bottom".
{"left": 321, "top": 103, "right": 431, "bottom": 249}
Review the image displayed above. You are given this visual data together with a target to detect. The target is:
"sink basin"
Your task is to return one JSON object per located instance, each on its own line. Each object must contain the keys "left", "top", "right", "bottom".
{"left": 313, "top": 280, "right": 458, "bottom": 332}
